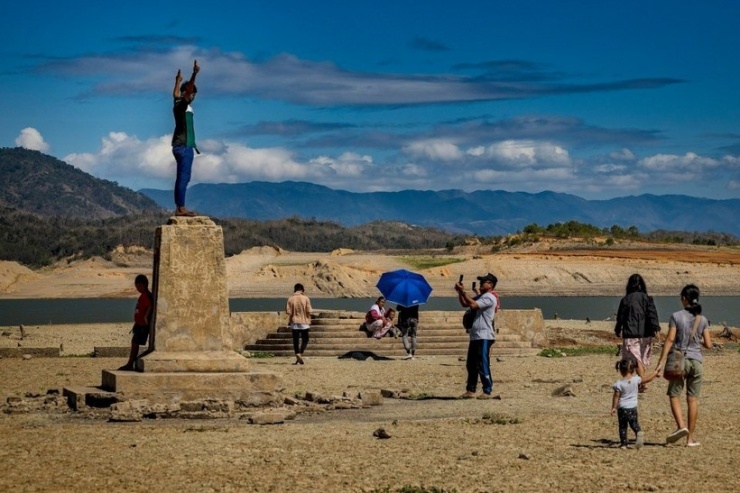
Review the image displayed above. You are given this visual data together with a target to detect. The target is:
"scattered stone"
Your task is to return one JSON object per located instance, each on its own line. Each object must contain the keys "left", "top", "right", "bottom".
{"left": 109, "top": 400, "right": 147, "bottom": 422}
{"left": 203, "top": 399, "right": 234, "bottom": 413}
{"left": 19, "top": 324, "right": 26, "bottom": 340}
{"left": 283, "top": 395, "right": 302, "bottom": 406}
{"left": 572, "top": 377, "right": 584, "bottom": 383}
{"left": 24, "top": 392, "right": 42, "bottom": 398}
{"left": 518, "top": 452, "right": 530, "bottom": 460}
{"left": 381, "top": 389, "right": 399, "bottom": 398}
{"left": 22, "top": 354, "right": 32, "bottom": 360}
{"left": 180, "top": 401, "right": 205, "bottom": 412}
{"left": 359, "top": 391, "right": 383, "bottom": 407}
{"left": 249, "top": 410, "right": 296, "bottom": 425}
{"left": 304, "top": 391, "right": 323, "bottom": 402}
{"left": 373, "top": 427, "right": 391, "bottom": 439}
{"left": 1, "top": 331, "right": 11, "bottom": 337}
{"left": 552, "top": 384, "right": 576, "bottom": 397}
{"left": 496, "top": 356, "right": 505, "bottom": 362}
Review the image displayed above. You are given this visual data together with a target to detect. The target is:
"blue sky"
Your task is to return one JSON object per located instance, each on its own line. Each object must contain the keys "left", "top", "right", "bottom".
{"left": 3, "top": 1, "right": 740, "bottom": 199}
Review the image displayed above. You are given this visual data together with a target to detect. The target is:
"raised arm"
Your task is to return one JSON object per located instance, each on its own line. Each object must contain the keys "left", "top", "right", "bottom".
{"left": 181, "top": 60, "right": 200, "bottom": 98}
{"left": 173, "top": 69, "right": 183, "bottom": 98}
{"left": 455, "top": 282, "right": 480, "bottom": 310}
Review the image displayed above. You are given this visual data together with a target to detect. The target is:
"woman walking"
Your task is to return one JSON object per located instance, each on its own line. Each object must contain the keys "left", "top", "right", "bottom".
{"left": 655, "top": 284, "right": 712, "bottom": 446}
{"left": 614, "top": 273, "right": 662, "bottom": 392}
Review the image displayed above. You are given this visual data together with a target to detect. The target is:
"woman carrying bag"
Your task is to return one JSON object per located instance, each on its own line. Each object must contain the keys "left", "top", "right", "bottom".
{"left": 655, "top": 284, "right": 713, "bottom": 446}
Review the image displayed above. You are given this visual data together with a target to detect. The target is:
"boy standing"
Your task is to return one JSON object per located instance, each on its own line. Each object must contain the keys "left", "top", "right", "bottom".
{"left": 172, "top": 59, "right": 200, "bottom": 217}
{"left": 118, "top": 274, "right": 153, "bottom": 371}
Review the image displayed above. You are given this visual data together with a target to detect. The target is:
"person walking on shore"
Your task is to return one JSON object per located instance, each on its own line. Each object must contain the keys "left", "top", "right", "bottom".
{"left": 655, "top": 284, "right": 712, "bottom": 446}
{"left": 397, "top": 303, "right": 419, "bottom": 360}
{"left": 286, "top": 283, "right": 312, "bottom": 365}
{"left": 455, "top": 273, "right": 498, "bottom": 399}
{"left": 172, "top": 59, "right": 200, "bottom": 217}
{"left": 614, "top": 273, "right": 662, "bottom": 392}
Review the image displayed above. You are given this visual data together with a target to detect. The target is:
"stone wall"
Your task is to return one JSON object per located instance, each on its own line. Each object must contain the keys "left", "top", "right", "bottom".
{"left": 230, "top": 311, "right": 283, "bottom": 349}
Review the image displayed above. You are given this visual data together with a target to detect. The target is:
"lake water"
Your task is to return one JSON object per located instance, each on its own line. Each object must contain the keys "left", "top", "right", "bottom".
{"left": 1, "top": 296, "right": 737, "bottom": 326}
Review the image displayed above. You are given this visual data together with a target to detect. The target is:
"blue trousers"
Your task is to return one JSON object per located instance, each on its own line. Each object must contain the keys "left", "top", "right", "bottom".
{"left": 466, "top": 339, "right": 494, "bottom": 394}
{"left": 173, "top": 145, "right": 194, "bottom": 207}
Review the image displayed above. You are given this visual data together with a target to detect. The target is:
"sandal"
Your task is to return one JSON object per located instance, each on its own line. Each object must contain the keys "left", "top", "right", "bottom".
{"left": 175, "top": 208, "right": 197, "bottom": 217}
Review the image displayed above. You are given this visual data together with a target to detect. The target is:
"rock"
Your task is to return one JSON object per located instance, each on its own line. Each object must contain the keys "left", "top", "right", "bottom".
{"left": 180, "top": 401, "right": 205, "bottom": 412}
{"left": 283, "top": 395, "right": 302, "bottom": 406}
{"left": 518, "top": 452, "right": 530, "bottom": 460}
{"left": 109, "top": 401, "right": 147, "bottom": 422}
{"left": 304, "top": 391, "right": 323, "bottom": 402}
{"left": 203, "top": 399, "right": 234, "bottom": 413}
{"left": 380, "top": 389, "right": 399, "bottom": 398}
{"left": 249, "top": 410, "right": 296, "bottom": 425}
{"left": 22, "top": 354, "right": 32, "bottom": 360}
{"left": 496, "top": 356, "right": 505, "bottom": 362}
{"left": 359, "top": 391, "right": 383, "bottom": 407}
{"left": 552, "top": 384, "right": 576, "bottom": 397}
{"left": 373, "top": 428, "right": 391, "bottom": 439}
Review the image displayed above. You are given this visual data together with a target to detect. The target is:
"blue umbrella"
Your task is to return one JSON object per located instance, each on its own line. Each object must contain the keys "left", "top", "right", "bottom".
{"left": 376, "top": 269, "right": 433, "bottom": 307}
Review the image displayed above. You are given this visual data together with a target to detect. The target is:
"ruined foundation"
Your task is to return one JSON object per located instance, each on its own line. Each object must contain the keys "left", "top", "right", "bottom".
{"left": 70, "top": 216, "right": 282, "bottom": 405}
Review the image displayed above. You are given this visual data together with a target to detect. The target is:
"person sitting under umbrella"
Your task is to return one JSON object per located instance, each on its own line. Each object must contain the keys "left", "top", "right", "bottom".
{"left": 364, "top": 297, "right": 395, "bottom": 338}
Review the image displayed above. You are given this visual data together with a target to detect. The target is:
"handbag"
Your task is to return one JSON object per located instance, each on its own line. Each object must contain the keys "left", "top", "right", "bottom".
{"left": 663, "top": 315, "right": 702, "bottom": 380}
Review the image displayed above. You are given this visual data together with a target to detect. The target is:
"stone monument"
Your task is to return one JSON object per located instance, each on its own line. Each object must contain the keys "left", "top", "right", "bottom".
{"left": 99, "top": 216, "right": 282, "bottom": 403}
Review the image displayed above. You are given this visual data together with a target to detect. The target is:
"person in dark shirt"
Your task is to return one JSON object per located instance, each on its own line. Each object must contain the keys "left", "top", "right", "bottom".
{"left": 171, "top": 59, "right": 200, "bottom": 217}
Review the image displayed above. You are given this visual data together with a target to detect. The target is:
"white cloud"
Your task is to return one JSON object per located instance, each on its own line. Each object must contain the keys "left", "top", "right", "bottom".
{"left": 15, "top": 128, "right": 49, "bottom": 152}
{"left": 639, "top": 152, "right": 719, "bottom": 172}
{"left": 476, "top": 140, "right": 571, "bottom": 168}
{"left": 609, "top": 148, "right": 636, "bottom": 161}
{"left": 403, "top": 140, "right": 463, "bottom": 162}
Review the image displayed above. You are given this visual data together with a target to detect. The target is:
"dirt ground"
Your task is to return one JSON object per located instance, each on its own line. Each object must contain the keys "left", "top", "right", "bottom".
{"left": 1, "top": 321, "right": 739, "bottom": 492}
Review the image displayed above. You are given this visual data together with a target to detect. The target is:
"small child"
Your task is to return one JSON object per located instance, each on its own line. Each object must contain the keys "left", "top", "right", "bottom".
{"left": 118, "top": 274, "right": 153, "bottom": 371}
{"left": 610, "top": 358, "right": 657, "bottom": 448}
{"left": 373, "top": 308, "right": 396, "bottom": 339}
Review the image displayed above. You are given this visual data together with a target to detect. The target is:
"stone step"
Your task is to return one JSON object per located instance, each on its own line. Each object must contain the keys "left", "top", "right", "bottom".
{"left": 246, "top": 339, "right": 533, "bottom": 350}
{"left": 243, "top": 347, "right": 542, "bottom": 357}
{"left": 311, "top": 317, "right": 464, "bottom": 326}
{"left": 265, "top": 332, "right": 526, "bottom": 342}
{"left": 283, "top": 324, "right": 474, "bottom": 332}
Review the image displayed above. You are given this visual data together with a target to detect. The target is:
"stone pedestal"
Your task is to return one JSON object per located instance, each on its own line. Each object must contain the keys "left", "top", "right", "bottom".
{"left": 99, "top": 216, "right": 281, "bottom": 404}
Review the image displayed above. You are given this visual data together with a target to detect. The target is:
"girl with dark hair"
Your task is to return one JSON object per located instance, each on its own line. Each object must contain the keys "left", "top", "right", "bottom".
{"left": 656, "top": 284, "right": 712, "bottom": 446}
{"left": 614, "top": 273, "right": 662, "bottom": 392}
{"left": 610, "top": 358, "right": 658, "bottom": 448}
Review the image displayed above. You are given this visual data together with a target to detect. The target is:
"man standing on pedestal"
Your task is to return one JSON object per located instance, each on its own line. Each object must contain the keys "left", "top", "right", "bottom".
{"left": 172, "top": 59, "right": 200, "bottom": 217}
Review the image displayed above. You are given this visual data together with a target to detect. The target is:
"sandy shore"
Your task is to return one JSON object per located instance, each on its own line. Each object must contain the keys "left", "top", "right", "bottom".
{"left": 1, "top": 320, "right": 739, "bottom": 492}
{"left": 2, "top": 243, "right": 739, "bottom": 300}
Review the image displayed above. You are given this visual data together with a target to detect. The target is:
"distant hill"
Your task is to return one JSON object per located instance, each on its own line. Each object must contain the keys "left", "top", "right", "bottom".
{"left": 139, "top": 181, "right": 740, "bottom": 236}
{"left": 0, "top": 147, "right": 161, "bottom": 219}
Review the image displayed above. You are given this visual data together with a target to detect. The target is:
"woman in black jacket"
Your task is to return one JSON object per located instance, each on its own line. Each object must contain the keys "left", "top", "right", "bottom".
{"left": 615, "top": 273, "right": 662, "bottom": 392}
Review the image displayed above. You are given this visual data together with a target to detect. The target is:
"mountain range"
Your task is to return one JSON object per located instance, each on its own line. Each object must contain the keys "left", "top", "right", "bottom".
{"left": 1, "top": 148, "right": 738, "bottom": 236}
{"left": 139, "top": 181, "right": 740, "bottom": 236}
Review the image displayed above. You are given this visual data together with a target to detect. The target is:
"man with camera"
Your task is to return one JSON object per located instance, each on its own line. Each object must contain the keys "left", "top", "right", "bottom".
{"left": 455, "top": 273, "right": 498, "bottom": 398}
